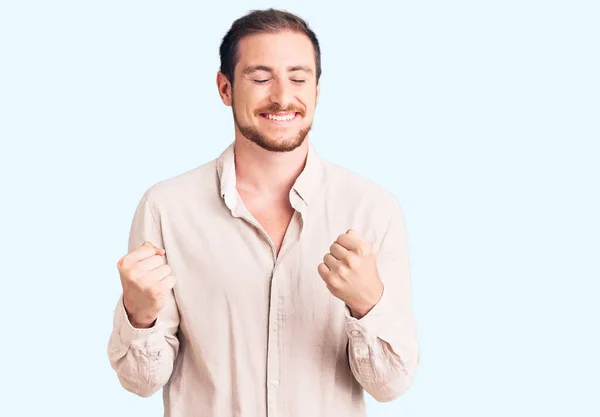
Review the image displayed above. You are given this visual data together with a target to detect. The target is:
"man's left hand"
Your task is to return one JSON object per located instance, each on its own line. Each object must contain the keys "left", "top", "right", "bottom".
{"left": 318, "top": 229, "right": 384, "bottom": 319}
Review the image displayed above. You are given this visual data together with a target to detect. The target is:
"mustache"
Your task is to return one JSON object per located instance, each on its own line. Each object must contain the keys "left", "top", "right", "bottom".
{"left": 256, "top": 104, "right": 305, "bottom": 116}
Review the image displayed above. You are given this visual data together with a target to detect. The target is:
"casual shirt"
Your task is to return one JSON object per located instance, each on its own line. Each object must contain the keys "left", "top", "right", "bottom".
{"left": 107, "top": 141, "right": 420, "bottom": 417}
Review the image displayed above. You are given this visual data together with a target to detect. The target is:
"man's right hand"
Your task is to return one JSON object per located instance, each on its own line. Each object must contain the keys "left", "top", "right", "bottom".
{"left": 117, "top": 241, "right": 175, "bottom": 328}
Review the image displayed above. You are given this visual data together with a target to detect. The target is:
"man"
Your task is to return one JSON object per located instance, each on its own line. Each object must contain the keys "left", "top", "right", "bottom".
{"left": 108, "top": 8, "right": 419, "bottom": 417}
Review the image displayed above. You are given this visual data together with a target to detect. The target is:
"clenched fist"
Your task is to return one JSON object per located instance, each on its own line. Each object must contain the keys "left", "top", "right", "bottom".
{"left": 117, "top": 241, "right": 175, "bottom": 328}
{"left": 318, "top": 229, "right": 384, "bottom": 319}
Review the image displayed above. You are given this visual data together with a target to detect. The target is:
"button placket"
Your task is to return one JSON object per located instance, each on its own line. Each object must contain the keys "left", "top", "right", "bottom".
{"left": 266, "top": 269, "right": 281, "bottom": 417}
{"left": 265, "top": 210, "right": 303, "bottom": 416}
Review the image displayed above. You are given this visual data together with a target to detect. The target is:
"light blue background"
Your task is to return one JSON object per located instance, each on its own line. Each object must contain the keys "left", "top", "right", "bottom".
{"left": 1, "top": 1, "right": 598, "bottom": 416}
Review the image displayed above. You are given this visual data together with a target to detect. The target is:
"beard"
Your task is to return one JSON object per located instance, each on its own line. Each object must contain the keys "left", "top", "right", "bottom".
{"left": 232, "top": 97, "right": 312, "bottom": 153}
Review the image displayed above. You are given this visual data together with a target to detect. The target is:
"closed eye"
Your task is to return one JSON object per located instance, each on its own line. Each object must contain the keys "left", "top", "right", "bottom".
{"left": 291, "top": 79, "right": 306, "bottom": 84}
{"left": 253, "top": 79, "right": 269, "bottom": 84}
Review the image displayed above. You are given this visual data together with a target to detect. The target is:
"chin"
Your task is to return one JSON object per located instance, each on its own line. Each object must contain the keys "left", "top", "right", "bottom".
{"left": 253, "top": 135, "right": 307, "bottom": 153}
{"left": 238, "top": 123, "right": 312, "bottom": 153}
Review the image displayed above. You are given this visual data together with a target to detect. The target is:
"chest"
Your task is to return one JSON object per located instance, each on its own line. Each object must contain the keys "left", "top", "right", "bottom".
{"left": 238, "top": 192, "right": 295, "bottom": 254}
{"left": 251, "top": 210, "right": 294, "bottom": 253}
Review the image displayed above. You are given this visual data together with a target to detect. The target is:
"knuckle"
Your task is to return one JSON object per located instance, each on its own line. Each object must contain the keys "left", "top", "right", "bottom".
{"left": 346, "top": 254, "right": 358, "bottom": 269}
{"left": 118, "top": 254, "right": 131, "bottom": 270}
{"left": 337, "top": 265, "right": 349, "bottom": 278}
{"left": 328, "top": 276, "right": 342, "bottom": 289}
{"left": 318, "top": 263, "right": 329, "bottom": 277}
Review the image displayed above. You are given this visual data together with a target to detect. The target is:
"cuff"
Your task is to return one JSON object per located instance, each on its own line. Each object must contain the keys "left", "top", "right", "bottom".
{"left": 117, "top": 295, "right": 162, "bottom": 346}
{"left": 344, "top": 285, "right": 392, "bottom": 347}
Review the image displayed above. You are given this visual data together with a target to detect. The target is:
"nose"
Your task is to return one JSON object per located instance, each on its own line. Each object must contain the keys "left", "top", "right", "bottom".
{"left": 268, "top": 78, "right": 292, "bottom": 109}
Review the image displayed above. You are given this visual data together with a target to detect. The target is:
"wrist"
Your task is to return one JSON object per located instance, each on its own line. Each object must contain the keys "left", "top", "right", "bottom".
{"left": 123, "top": 299, "right": 157, "bottom": 329}
{"left": 348, "top": 304, "right": 371, "bottom": 320}
{"left": 348, "top": 283, "right": 384, "bottom": 319}
{"left": 129, "top": 316, "right": 157, "bottom": 329}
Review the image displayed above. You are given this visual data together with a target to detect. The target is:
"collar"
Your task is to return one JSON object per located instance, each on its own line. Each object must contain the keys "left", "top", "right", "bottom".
{"left": 216, "top": 140, "right": 324, "bottom": 211}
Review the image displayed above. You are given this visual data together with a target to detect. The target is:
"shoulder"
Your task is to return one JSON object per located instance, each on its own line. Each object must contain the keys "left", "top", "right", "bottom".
{"left": 317, "top": 158, "right": 406, "bottom": 251}
{"left": 141, "top": 159, "right": 219, "bottom": 211}
{"left": 320, "top": 159, "right": 402, "bottom": 217}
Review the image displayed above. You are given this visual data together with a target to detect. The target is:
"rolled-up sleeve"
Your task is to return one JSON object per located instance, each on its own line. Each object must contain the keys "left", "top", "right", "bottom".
{"left": 345, "top": 198, "right": 420, "bottom": 402}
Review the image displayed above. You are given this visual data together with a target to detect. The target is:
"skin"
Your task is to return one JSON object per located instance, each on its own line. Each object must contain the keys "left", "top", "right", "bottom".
{"left": 318, "top": 229, "right": 384, "bottom": 319}
{"left": 216, "top": 30, "right": 320, "bottom": 257}
{"left": 118, "top": 242, "right": 173, "bottom": 328}
{"left": 119, "top": 30, "right": 383, "bottom": 328}
{"left": 216, "top": 30, "right": 383, "bottom": 318}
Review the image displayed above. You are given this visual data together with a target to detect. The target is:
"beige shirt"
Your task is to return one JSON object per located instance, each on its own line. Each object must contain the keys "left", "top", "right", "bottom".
{"left": 107, "top": 141, "right": 420, "bottom": 417}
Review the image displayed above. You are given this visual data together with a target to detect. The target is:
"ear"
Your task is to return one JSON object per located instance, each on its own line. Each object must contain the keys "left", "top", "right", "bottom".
{"left": 316, "top": 82, "right": 320, "bottom": 105}
{"left": 216, "top": 72, "right": 232, "bottom": 106}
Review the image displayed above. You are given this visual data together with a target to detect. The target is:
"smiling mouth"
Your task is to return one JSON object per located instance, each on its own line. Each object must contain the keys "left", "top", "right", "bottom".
{"left": 259, "top": 112, "right": 300, "bottom": 122}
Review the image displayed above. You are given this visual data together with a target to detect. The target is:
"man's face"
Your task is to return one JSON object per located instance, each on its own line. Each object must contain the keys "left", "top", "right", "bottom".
{"left": 219, "top": 31, "right": 319, "bottom": 152}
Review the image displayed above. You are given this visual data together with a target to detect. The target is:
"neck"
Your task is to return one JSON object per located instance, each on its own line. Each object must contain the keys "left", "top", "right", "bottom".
{"left": 233, "top": 137, "right": 309, "bottom": 199}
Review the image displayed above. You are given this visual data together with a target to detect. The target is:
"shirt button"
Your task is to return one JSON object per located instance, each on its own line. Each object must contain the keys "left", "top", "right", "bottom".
{"left": 354, "top": 344, "right": 368, "bottom": 357}
{"left": 272, "top": 380, "right": 279, "bottom": 387}
{"left": 272, "top": 325, "right": 278, "bottom": 331}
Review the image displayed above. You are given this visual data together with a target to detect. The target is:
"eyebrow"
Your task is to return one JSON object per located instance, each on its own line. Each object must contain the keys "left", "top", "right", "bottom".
{"left": 242, "top": 65, "right": 314, "bottom": 75}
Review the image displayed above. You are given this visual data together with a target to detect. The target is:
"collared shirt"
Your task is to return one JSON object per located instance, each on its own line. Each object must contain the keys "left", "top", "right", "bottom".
{"left": 107, "top": 141, "right": 420, "bottom": 417}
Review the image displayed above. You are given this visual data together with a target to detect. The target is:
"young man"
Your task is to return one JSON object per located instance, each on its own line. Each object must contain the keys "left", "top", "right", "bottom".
{"left": 108, "top": 8, "right": 419, "bottom": 417}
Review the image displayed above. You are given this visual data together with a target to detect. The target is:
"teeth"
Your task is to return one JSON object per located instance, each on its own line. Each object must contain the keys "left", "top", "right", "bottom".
{"left": 266, "top": 113, "right": 295, "bottom": 121}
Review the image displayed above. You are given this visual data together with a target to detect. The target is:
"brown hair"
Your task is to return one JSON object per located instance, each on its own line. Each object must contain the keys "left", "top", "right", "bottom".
{"left": 219, "top": 8, "right": 322, "bottom": 85}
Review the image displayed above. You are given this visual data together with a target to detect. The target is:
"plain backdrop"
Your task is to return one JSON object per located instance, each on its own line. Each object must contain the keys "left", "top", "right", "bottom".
{"left": 1, "top": 1, "right": 598, "bottom": 416}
